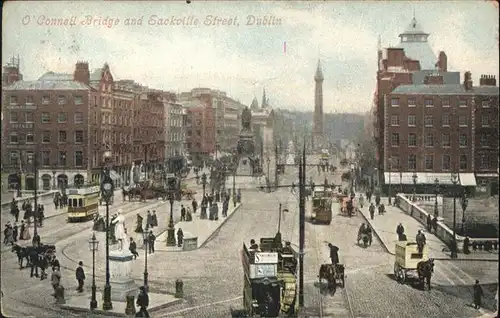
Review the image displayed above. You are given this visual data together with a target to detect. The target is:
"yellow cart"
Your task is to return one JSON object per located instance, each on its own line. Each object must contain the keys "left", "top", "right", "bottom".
{"left": 393, "top": 241, "right": 429, "bottom": 284}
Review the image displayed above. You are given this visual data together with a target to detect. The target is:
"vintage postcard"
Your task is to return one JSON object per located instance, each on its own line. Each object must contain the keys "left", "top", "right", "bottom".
{"left": 1, "top": 1, "right": 498, "bottom": 317}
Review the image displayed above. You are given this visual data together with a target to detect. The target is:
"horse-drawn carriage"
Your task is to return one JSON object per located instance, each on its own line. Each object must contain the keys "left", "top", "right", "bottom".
{"left": 340, "top": 197, "right": 356, "bottom": 217}
{"left": 318, "top": 263, "right": 345, "bottom": 294}
{"left": 393, "top": 241, "right": 434, "bottom": 290}
{"left": 11, "top": 242, "right": 56, "bottom": 270}
{"left": 181, "top": 188, "right": 197, "bottom": 200}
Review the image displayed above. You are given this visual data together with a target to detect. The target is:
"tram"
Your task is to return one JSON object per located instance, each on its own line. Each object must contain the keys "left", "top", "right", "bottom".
{"left": 66, "top": 185, "right": 100, "bottom": 222}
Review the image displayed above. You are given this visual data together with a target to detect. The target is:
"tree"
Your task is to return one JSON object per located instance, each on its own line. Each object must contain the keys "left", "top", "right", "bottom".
{"left": 355, "top": 130, "right": 377, "bottom": 170}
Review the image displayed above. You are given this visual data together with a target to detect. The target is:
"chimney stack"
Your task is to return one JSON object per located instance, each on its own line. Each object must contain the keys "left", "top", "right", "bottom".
{"left": 73, "top": 61, "right": 90, "bottom": 85}
{"left": 463, "top": 71, "right": 473, "bottom": 91}
{"left": 479, "top": 74, "right": 497, "bottom": 86}
{"left": 436, "top": 51, "right": 448, "bottom": 72}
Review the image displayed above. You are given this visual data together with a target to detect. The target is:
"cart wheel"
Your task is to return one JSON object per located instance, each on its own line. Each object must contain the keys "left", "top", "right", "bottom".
{"left": 393, "top": 263, "right": 399, "bottom": 280}
{"left": 399, "top": 269, "right": 406, "bottom": 284}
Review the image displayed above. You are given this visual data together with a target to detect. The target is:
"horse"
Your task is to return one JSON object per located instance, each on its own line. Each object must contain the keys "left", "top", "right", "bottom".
{"left": 318, "top": 264, "right": 337, "bottom": 294}
{"left": 11, "top": 244, "right": 30, "bottom": 269}
{"left": 416, "top": 258, "right": 434, "bottom": 291}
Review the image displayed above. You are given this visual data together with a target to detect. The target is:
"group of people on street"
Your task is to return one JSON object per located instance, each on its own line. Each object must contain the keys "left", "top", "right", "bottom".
{"left": 53, "top": 192, "right": 68, "bottom": 210}
{"left": 3, "top": 220, "right": 32, "bottom": 245}
{"left": 134, "top": 210, "right": 158, "bottom": 233}
{"left": 129, "top": 230, "right": 157, "bottom": 257}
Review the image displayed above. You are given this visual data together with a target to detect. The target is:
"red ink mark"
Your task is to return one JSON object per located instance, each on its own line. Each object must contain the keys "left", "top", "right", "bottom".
{"left": 284, "top": 41, "right": 286, "bottom": 54}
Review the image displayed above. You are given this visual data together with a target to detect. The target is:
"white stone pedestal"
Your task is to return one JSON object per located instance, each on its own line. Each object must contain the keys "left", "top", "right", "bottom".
{"left": 108, "top": 250, "right": 137, "bottom": 302}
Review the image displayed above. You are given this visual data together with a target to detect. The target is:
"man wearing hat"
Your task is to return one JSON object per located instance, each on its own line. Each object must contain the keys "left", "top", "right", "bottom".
{"left": 75, "top": 261, "right": 85, "bottom": 293}
{"left": 136, "top": 286, "right": 149, "bottom": 317}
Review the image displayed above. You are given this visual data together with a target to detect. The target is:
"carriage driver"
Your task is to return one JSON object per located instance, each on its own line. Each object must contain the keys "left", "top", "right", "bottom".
{"left": 416, "top": 230, "right": 427, "bottom": 254}
{"left": 328, "top": 243, "right": 340, "bottom": 265}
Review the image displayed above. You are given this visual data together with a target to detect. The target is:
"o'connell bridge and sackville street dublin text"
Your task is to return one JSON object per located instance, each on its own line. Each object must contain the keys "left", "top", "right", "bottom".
{"left": 2, "top": 1, "right": 498, "bottom": 317}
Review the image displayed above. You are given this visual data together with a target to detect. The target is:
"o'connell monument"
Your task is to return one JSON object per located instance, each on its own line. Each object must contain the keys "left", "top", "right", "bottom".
{"left": 236, "top": 106, "right": 255, "bottom": 176}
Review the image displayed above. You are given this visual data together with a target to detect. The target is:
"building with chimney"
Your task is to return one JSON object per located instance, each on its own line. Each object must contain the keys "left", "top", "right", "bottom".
{"left": 163, "top": 93, "right": 185, "bottom": 160}
{"left": 373, "top": 15, "right": 498, "bottom": 194}
{"left": 313, "top": 60, "right": 324, "bottom": 149}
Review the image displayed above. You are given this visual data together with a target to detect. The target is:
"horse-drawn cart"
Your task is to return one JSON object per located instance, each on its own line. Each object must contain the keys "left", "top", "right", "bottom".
{"left": 318, "top": 263, "right": 345, "bottom": 293}
{"left": 393, "top": 241, "right": 434, "bottom": 290}
{"left": 181, "top": 188, "right": 197, "bottom": 200}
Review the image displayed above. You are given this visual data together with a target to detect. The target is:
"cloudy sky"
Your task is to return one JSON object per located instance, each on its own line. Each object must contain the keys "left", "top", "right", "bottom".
{"left": 2, "top": 1, "right": 498, "bottom": 114}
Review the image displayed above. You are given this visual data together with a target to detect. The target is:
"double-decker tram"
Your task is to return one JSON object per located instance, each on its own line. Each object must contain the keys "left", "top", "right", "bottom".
{"left": 66, "top": 185, "right": 100, "bottom": 222}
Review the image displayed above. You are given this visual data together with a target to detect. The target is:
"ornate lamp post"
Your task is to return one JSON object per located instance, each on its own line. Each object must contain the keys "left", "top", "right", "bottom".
{"left": 166, "top": 193, "right": 176, "bottom": 246}
{"left": 16, "top": 170, "right": 22, "bottom": 198}
{"left": 27, "top": 152, "right": 39, "bottom": 237}
{"left": 399, "top": 170, "right": 403, "bottom": 194}
{"left": 266, "top": 157, "right": 271, "bottom": 180}
{"left": 461, "top": 192, "right": 468, "bottom": 235}
{"left": 52, "top": 165, "right": 57, "bottom": 190}
{"left": 412, "top": 173, "right": 418, "bottom": 202}
{"left": 101, "top": 151, "right": 114, "bottom": 310}
{"left": 434, "top": 178, "right": 440, "bottom": 217}
{"left": 141, "top": 230, "right": 149, "bottom": 291}
{"left": 88, "top": 232, "right": 99, "bottom": 310}
{"left": 388, "top": 158, "right": 392, "bottom": 206}
{"left": 61, "top": 153, "right": 67, "bottom": 192}
{"left": 201, "top": 173, "right": 207, "bottom": 198}
{"left": 233, "top": 168, "right": 236, "bottom": 207}
{"left": 450, "top": 171, "right": 459, "bottom": 259}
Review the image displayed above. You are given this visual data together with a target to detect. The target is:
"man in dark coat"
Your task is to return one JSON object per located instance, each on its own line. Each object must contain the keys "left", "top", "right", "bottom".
{"left": 426, "top": 214, "right": 432, "bottom": 232}
{"left": 146, "top": 211, "right": 153, "bottom": 230}
{"left": 328, "top": 243, "right": 339, "bottom": 265}
{"left": 473, "top": 280, "right": 484, "bottom": 309}
{"left": 136, "top": 286, "right": 150, "bottom": 317}
{"left": 12, "top": 223, "right": 18, "bottom": 242}
{"left": 75, "top": 261, "right": 85, "bottom": 292}
{"left": 51, "top": 255, "right": 60, "bottom": 271}
{"left": 148, "top": 231, "right": 156, "bottom": 254}
{"left": 176, "top": 228, "right": 184, "bottom": 247}
{"left": 463, "top": 236, "right": 470, "bottom": 254}
{"left": 378, "top": 204, "right": 385, "bottom": 215}
{"left": 192, "top": 199, "right": 198, "bottom": 214}
{"left": 369, "top": 203, "right": 375, "bottom": 220}
{"left": 135, "top": 214, "right": 144, "bottom": 233}
{"left": 416, "top": 230, "right": 426, "bottom": 253}
{"left": 151, "top": 211, "right": 158, "bottom": 227}
{"left": 396, "top": 223, "right": 405, "bottom": 241}
{"left": 29, "top": 247, "right": 39, "bottom": 278}
{"left": 13, "top": 204, "right": 20, "bottom": 222}
{"left": 129, "top": 237, "right": 139, "bottom": 259}
{"left": 180, "top": 205, "right": 186, "bottom": 221}
{"left": 432, "top": 216, "right": 438, "bottom": 233}
{"left": 222, "top": 199, "right": 229, "bottom": 217}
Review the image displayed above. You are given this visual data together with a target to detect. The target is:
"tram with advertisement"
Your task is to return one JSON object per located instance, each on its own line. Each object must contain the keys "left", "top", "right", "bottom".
{"left": 241, "top": 233, "right": 299, "bottom": 317}
{"left": 66, "top": 185, "right": 100, "bottom": 222}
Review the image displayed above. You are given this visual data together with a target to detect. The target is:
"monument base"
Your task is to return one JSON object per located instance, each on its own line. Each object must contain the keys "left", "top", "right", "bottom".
{"left": 236, "top": 157, "right": 253, "bottom": 176}
{"left": 108, "top": 250, "right": 137, "bottom": 302}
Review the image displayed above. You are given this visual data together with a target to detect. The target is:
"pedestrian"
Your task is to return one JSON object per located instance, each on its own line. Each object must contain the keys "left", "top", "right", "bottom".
{"left": 222, "top": 198, "right": 229, "bottom": 217}
{"left": 51, "top": 266, "right": 61, "bottom": 297}
{"left": 426, "top": 214, "right": 432, "bottom": 232}
{"left": 473, "top": 280, "right": 484, "bottom": 309}
{"left": 375, "top": 194, "right": 380, "bottom": 206}
{"left": 12, "top": 223, "right": 18, "bottom": 242}
{"left": 180, "top": 205, "right": 186, "bottom": 221}
{"left": 463, "top": 236, "right": 470, "bottom": 254}
{"left": 192, "top": 199, "right": 198, "bottom": 214}
{"left": 38, "top": 206, "right": 45, "bottom": 227}
{"left": 378, "top": 204, "right": 385, "bottom": 215}
{"left": 75, "top": 261, "right": 85, "bottom": 293}
{"left": 51, "top": 255, "right": 60, "bottom": 271}
{"left": 3, "top": 224, "right": 13, "bottom": 246}
{"left": 129, "top": 237, "right": 139, "bottom": 259}
{"left": 369, "top": 203, "right": 375, "bottom": 220}
{"left": 177, "top": 228, "right": 184, "bottom": 247}
{"left": 13, "top": 205, "right": 19, "bottom": 223}
{"left": 146, "top": 211, "right": 153, "bottom": 230}
{"left": 396, "top": 223, "right": 405, "bottom": 241}
{"left": 22, "top": 220, "right": 31, "bottom": 241}
{"left": 215, "top": 191, "right": 220, "bottom": 202}
{"left": 152, "top": 210, "right": 158, "bottom": 227}
{"left": 359, "top": 194, "right": 364, "bottom": 208}
{"left": 328, "top": 243, "right": 340, "bottom": 265}
{"left": 432, "top": 216, "right": 438, "bottom": 233}
{"left": 29, "top": 246, "right": 39, "bottom": 278}
{"left": 19, "top": 221, "right": 25, "bottom": 240}
{"left": 148, "top": 231, "right": 155, "bottom": 254}
{"left": 136, "top": 286, "right": 150, "bottom": 317}
{"left": 135, "top": 214, "right": 143, "bottom": 233}
{"left": 416, "top": 230, "right": 426, "bottom": 253}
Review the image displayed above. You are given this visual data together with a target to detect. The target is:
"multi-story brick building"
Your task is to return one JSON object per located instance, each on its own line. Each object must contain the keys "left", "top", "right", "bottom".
{"left": 163, "top": 93, "right": 185, "bottom": 159}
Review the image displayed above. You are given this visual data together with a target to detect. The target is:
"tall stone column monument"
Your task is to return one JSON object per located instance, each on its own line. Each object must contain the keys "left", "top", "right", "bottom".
{"left": 236, "top": 106, "right": 255, "bottom": 176}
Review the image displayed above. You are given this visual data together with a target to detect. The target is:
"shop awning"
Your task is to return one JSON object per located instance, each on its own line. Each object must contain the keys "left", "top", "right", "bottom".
{"left": 384, "top": 172, "right": 477, "bottom": 186}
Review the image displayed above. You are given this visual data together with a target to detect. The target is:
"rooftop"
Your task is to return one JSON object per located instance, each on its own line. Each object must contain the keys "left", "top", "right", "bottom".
{"left": 4, "top": 80, "right": 90, "bottom": 91}
{"left": 395, "top": 41, "right": 437, "bottom": 70}
{"left": 38, "top": 72, "right": 73, "bottom": 81}
{"left": 412, "top": 71, "right": 460, "bottom": 85}
{"left": 401, "top": 17, "right": 428, "bottom": 36}
{"left": 392, "top": 84, "right": 499, "bottom": 95}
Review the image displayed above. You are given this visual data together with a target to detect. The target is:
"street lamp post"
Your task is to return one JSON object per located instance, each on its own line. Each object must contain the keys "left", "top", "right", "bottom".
{"left": 450, "top": 171, "right": 459, "bottom": 259}
{"left": 233, "top": 169, "right": 236, "bottom": 207}
{"left": 88, "top": 232, "right": 99, "bottom": 310}
{"left": 101, "top": 151, "right": 114, "bottom": 310}
{"left": 27, "top": 152, "right": 39, "bottom": 237}
{"left": 461, "top": 192, "right": 468, "bottom": 235}
{"left": 201, "top": 173, "right": 207, "bottom": 198}
{"left": 412, "top": 173, "right": 418, "bottom": 202}
{"left": 388, "top": 158, "right": 392, "bottom": 206}
{"left": 166, "top": 193, "right": 176, "bottom": 246}
{"left": 267, "top": 157, "right": 271, "bottom": 180}
{"left": 52, "top": 166, "right": 57, "bottom": 190}
{"left": 434, "top": 178, "right": 440, "bottom": 217}
{"left": 141, "top": 231, "right": 149, "bottom": 291}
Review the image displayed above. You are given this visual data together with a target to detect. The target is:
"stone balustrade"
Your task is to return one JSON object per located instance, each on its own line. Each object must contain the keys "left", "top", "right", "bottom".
{"left": 396, "top": 193, "right": 499, "bottom": 254}
{"left": 1, "top": 191, "right": 57, "bottom": 214}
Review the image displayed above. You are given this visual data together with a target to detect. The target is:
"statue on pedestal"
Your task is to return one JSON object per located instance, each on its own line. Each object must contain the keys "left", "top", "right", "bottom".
{"left": 111, "top": 210, "right": 129, "bottom": 251}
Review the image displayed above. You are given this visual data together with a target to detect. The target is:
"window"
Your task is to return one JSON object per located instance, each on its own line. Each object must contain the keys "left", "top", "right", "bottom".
{"left": 26, "top": 132, "right": 34, "bottom": 143}
{"left": 408, "top": 154, "right": 417, "bottom": 170}
{"left": 442, "top": 155, "right": 451, "bottom": 170}
{"left": 75, "top": 130, "right": 84, "bottom": 143}
{"left": 408, "top": 133, "right": 417, "bottom": 147}
{"left": 459, "top": 155, "right": 467, "bottom": 170}
{"left": 74, "top": 112, "right": 83, "bottom": 124}
{"left": 459, "top": 99, "right": 467, "bottom": 107}
{"left": 42, "top": 151, "right": 50, "bottom": 166}
{"left": 459, "top": 134, "right": 468, "bottom": 147}
{"left": 481, "top": 100, "right": 490, "bottom": 108}
{"left": 480, "top": 154, "right": 490, "bottom": 169}
{"left": 391, "top": 115, "right": 400, "bottom": 126}
{"left": 459, "top": 116, "right": 467, "bottom": 127}
{"left": 480, "top": 134, "right": 489, "bottom": 147}
{"left": 25, "top": 112, "right": 34, "bottom": 123}
{"left": 58, "top": 113, "right": 67, "bottom": 123}
{"left": 42, "top": 131, "right": 51, "bottom": 143}
{"left": 9, "top": 151, "right": 19, "bottom": 165}
{"left": 41, "top": 112, "right": 50, "bottom": 123}
{"left": 75, "top": 151, "right": 84, "bottom": 166}
{"left": 408, "top": 115, "right": 416, "bottom": 127}
{"left": 9, "top": 133, "right": 18, "bottom": 144}
{"left": 390, "top": 155, "right": 400, "bottom": 169}
{"left": 442, "top": 99, "right": 450, "bottom": 107}
{"left": 391, "top": 98, "right": 400, "bottom": 107}
{"left": 424, "top": 115, "right": 433, "bottom": 127}
{"left": 425, "top": 133, "right": 434, "bottom": 147}
{"left": 9, "top": 96, "right": 18, "bottom": 105}
{"left": 26, "top": 151, "right": 34, "bottom": 164}
{"left": 9, "top": 112, "right": 18, "bottom": 123}
{"left": 424, "top": 98, "right": 433, "bottom": 107}
{"left": 25, "top": 95, "right": 34, "bottom": 104}
{"left": 42, "top": 96, "right": 50, "bottom": 104}
{"left": 424, "top": 155, "right": 434, "bottom": 170}
{"left": 408, "top": 98, "right": 416, "bottom": 107}
{"left": 59, "top": 151, "right": 67, "bottom": 166}
{"left": 391, "top": 133, "right": 400, "bottom": 146}
{"left": 481, "top": 114, "right": 489, "bottom": 127}
{"left": 441, "top": 133, "right": 450, "bottom": 147}
{"left": 75, "top": 96, "right": 83, "bottom": 105}
{"left": 58, "top": 95, "right": 66, "bottom": 105}
{"left": 58, "top": 131, "right": 67, "bottom": 143}
{"left": 442, "top": 114, "right": 450, "bottom": 126}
